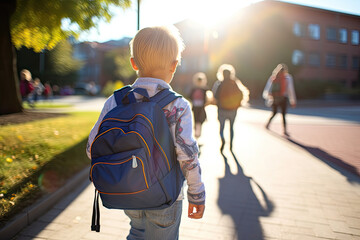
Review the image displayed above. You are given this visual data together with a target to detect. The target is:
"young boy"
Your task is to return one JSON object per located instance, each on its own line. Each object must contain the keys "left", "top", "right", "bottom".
{"left": 86, "top": 25, "right": 205, "bottom": 239}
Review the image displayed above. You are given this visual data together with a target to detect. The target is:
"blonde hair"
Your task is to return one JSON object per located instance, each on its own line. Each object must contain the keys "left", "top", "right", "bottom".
{"left": 129, "top": 25, "right": 185, "bottom": 75}
{"left": 216, "top": 64, "right": 236, "bottom": 81}
{"left": 20, "top": 69, "right": 32, "bottom": 81}
{"left": 192, "top": 72, "right": 207, "bottom": 87}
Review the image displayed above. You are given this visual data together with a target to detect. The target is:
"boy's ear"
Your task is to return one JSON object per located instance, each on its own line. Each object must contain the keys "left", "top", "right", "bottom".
{"left": 170, "top": 60, "right": 178, "bottom": 73}
{"left": 130, "top": 58, "right": 139, "bottom": 71}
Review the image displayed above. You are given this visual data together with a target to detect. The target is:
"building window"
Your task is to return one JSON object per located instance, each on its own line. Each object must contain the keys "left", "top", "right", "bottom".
{"left": 339, "top": 28, "right": 347, "bottom": 43}
{"left": 293, "top": 22, "right": 306, "bottom": 37}
{"left": 351, "top": 30, "right": 359, "bottom": 45}
{"left": 339, "top": 55, "right": 347, "bottom": 68}
{"left": 308, "top": 53, "right": 320, "bottom": 66}
{"left": 352, "top": 56, "right": 360, "bottom": 69}
{"left": 308, "top": 24, "right": 320, "bottom": 40}
{"left": 327, "top": 27, "right": 337, "bottom": 41}
{"left": 326, "top": 54, "right": 336, "bottom": 67}
{"left": 292, "top": 50, "right": 305, "bottom": 65}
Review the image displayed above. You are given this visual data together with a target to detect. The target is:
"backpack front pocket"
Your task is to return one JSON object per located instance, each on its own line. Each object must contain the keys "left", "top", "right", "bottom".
{"left": 91, "top": 149, "right": 149, "bottom": 195}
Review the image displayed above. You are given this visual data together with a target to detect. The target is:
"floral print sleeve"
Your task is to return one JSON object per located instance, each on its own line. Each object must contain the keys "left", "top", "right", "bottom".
{"left": 163, "top": 100, "right": 206, "bottom": 205}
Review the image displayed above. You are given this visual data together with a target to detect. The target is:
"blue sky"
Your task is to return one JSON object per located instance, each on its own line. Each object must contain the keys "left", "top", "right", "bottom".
{"left": 78, "top": 0, "right": 360, "bottom": 42}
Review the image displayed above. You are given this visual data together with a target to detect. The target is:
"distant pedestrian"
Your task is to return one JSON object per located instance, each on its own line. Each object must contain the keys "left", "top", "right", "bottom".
{"left": 263, "top": 63, "right": 296, "bottom": 136}
{"left": 189, "top": 72, "right": 208, "bottom": 139}
{"left": 86, "top": 81, "right": 99, "bottom": 96}
{"left": 43, "top": 82, "right": 53, "bottom": 100}
{"left": 19, "top": 69, "right": 34, "bottom": 107}
{"left": 52, "top": 85, "right": 60, "bottom": 96}
{"left": 32, "top": 78, "right": 44, "bottom": 103}
{"left": 212, "top": 64, "right": 249, "bottom": 152}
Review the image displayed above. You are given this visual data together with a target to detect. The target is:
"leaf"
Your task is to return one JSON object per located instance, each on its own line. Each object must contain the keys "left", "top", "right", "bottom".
{"left": 11, "top": 0, "right": 132, "bottom": 52}
{"left": 17, "top": 135, "right": 24, "bottom": 142}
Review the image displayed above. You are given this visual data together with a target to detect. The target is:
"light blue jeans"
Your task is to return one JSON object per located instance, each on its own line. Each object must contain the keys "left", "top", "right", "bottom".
{"left": 124, "top": 200, "right": 183, "bottom": 240}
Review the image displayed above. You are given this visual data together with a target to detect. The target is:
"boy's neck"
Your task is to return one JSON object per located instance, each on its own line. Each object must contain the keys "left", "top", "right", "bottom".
{"left": 139, "top": 70, "right": 173, "bottom": 84}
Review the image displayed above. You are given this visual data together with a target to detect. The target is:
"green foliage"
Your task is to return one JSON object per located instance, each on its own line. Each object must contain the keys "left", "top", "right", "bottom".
{"left": 102, "top": 80, "right": 124, "bottom": 97}
{"left": 11, "top": 0, "right": 132, "bottom": 52}
{"left": 103, "top": 47, "right": 135, "bottom": 83}
{"left": 48, "top": 40, "right": 84, "bottom": 75}
{"left": 16, "top": 39, "right": 83, "bottom": 87}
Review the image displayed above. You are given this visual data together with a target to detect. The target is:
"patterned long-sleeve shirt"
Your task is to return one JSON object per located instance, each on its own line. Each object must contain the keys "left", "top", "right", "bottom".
{"left": 86, "top": 77, "right": 205, "bottom": 205}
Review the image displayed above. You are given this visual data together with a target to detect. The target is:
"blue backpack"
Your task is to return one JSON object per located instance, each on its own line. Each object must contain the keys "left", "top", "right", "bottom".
{"left": 90, "top": 86, "right": 184, "bottom": 232}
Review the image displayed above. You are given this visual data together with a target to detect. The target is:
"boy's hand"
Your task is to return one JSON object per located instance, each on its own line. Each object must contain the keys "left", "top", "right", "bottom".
{"left": 188, "top": 203, "right": 205, "bottom": 219}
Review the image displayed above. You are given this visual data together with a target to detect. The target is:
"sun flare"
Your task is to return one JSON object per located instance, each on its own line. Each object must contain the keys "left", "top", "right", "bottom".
{"left": 188, "top": 0, "right": 259, "bottom": 29}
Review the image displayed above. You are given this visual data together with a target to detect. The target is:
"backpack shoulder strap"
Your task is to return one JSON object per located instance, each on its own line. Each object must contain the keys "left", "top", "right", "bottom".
{"left": 114, "top": 85, "right": 132, "bottom": 105}
{"left": 151, "top": 88, "right": 182, "bottom": 108}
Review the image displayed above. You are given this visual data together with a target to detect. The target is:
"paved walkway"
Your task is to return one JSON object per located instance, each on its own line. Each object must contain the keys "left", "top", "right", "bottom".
{"left": 11, "top": 104, "right": 360, "bottom": 240}
{"left": 244, "top": 103, "right": 360, "bottom": 177}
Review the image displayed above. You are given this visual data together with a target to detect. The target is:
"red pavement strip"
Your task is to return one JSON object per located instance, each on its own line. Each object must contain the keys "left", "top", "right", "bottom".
{"left": 261, "top": 123, "right": 360, "bottom": 177}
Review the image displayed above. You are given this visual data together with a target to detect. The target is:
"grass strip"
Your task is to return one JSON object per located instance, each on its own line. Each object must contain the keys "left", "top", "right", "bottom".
{"left": 23, "top": 102, "right": 73, "bottom": 109}
{"left": 0, "top": 111, "right": 99, "bottom": 225}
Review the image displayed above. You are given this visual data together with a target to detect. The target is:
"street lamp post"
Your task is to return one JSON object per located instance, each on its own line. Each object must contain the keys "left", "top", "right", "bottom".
{"left": 137, "top": 0, "right": 140, "bottom": 30}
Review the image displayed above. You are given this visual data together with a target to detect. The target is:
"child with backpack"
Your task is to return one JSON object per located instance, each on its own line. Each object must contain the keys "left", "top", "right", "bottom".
{"left": 86, "top": 25, "right": 205, "bottom": 239}
{"left": 262, "top": 63, "right": 296, "bottom": 136}
{"left": 189, "top": 72, "right": 208, "bottom": 139}
{"left": 19, "top": 69, "right": 35, "bottom": 108}
{"left": 212, "top": 64, "right": 249, "bottom": 153}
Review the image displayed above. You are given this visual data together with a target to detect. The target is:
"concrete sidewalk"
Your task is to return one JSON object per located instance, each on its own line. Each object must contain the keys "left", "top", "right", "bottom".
{"left": 9, "top": 105, "right": 360, "bottom": 240}
{"left": 245, "top": 102, "right": 360, "bottom": 177}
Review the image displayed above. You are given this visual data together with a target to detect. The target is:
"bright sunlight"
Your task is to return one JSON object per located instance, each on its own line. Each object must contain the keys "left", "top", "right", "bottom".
{"left": 188, "top": 0, "right": 261, "bottom": 28}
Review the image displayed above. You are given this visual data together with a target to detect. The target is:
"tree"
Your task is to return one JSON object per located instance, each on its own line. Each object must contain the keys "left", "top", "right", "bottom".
{"left": 16, "top": 39, "right": 83, "bottom": 88}
{"left": 46, "top": 40, "right": 84, "bottom": 87}
{"left": 0, "top": 1, "right": 19, "bottom": 114}
{"left": 0, "top": 0, "right": 131, "bottom": 115}
{"left": 103, "top": 47, "right": 135, "bottom": 85}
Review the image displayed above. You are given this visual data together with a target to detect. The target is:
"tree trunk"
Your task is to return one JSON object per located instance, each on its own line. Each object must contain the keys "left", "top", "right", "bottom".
{"left": 0, "top": 0, "right": 22, "bottom": 115}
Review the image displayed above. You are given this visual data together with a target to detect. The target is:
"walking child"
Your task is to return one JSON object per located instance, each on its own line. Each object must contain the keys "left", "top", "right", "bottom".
{"left": 19, "top": 69, "right": 34, "bottom": 107}
{"left": 86, "top": 26, "right": 205, "bottom": 240}
{"left": 189, "top": 72, "right": 208, "bottom": 139}
{"left": 262, "top": 63, "right": 296, "bottom": 136}
{"left": 212, "top": 64, "right": 249, "bottom": 152}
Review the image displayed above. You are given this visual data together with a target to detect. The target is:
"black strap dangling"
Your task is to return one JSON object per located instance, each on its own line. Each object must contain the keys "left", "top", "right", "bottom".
{"left": 91, "top": 189, "right": 100, "bottom": 232}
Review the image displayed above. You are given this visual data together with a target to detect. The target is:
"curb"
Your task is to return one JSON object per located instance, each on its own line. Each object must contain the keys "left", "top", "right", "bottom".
{"left": 0, "top": 167, "right": 90, "bottom": 240}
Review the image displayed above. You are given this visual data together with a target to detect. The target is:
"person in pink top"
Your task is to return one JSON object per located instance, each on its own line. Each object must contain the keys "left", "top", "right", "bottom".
{"left": 263, "top": 63, "right": 297, "bottom": 136}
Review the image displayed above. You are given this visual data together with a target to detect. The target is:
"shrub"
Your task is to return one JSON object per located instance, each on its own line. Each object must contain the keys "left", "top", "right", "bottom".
{"left": 294, "top": 79, "right": 343, "bottom": 99}
{"left": 101, "top": 80, "right": 124, "bottom": 97}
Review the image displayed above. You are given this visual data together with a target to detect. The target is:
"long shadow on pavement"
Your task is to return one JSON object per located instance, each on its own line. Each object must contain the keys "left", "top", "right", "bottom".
{"left": 217, "top": 150, "right": 274, "bottom": 240}
{"left": 285, "top": 136, "right": 360, "bottom": 183}
{"left": 265, "top": 129, "right": 360, "bottom": 183}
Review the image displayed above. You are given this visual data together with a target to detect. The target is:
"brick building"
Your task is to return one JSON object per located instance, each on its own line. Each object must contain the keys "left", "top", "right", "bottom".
{"left": 277, "top": 1, "right": 360, "bottom": 88}
{"left": 73, "top": 38, "right": 131, "bottom": 90}
{"left": 174, "top": 0, "right": 360, "bottom": 97}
